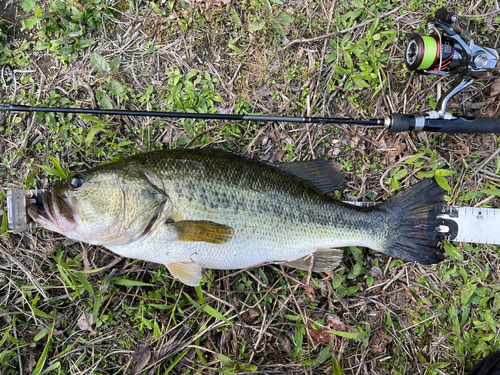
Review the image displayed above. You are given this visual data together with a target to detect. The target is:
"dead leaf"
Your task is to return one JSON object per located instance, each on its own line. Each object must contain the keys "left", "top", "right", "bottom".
{"left": 310, "top": 314, "right": 346, "bottom": 344}
{"left": 126, "top": 345, "right": 151, "bottom": 375}
{"left": 490, "top": 77, "right": 500, "bottom": 97}
{"left": 369, "top": 330, "right": 393, "bottom": 353}
{"left": 369, "top": 266, "right": 384, "bottom": 285}
{"left": 386, "top": 142, "right": 406, "bottom": 158}
{"left": 486, "top": 106, "right": 500, "bottom": 118}
{"left": 325, "top": 314, "right": 345, "bottom": 331}
{"left": 281, "top": 336, "right": 292, "bottom": 353}
{"left": 262, "top": 149, "right": 286, "bottom": 163}
{"left": 242, "top": 308, "right": 260, "bottom": 323}
{"left": 76, "top": 311, "right": 96, "bottom": 335}
{"left": 310, "top": 327, "right": 333, "bottom": 344}
{"left": 304, "top": 283, "right": 315, "bottom": 301}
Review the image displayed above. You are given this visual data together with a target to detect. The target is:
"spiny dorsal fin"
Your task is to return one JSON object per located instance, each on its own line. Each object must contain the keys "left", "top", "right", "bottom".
{"left": 278, "top": 160, "right": 345, "bottom": 194}
{"left": 170, "top": 220, "right": 234, "bottom": 244}
{"left": 285, "top": 248, "right": 343, "bottom": 272}
{"left": 167, "top": 262, "right": 202, "bottom": 286}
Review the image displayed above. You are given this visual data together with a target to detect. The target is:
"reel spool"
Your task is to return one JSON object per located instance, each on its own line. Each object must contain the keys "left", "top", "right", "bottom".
{"left": 405, "top": 34, "right": 465, "bottom": 73}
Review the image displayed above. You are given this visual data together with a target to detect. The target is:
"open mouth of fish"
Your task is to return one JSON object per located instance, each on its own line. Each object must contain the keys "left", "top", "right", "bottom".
{"left": 28, "top": 189, "right": 76, "bottom": 233}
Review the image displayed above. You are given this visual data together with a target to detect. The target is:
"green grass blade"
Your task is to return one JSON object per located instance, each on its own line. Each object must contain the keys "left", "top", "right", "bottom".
{"left": 202, "top": 305, "right": 233, "bottom": 326}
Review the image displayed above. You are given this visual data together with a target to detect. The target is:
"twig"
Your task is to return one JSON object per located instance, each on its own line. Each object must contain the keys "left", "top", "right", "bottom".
{"left": 472, "top": 146, "right": 500, "bottom": 176}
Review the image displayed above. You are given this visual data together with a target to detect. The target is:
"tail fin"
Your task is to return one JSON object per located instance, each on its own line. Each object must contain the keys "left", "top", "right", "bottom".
{"left": 377, "top": 179, "right": 446, "bottom": 264}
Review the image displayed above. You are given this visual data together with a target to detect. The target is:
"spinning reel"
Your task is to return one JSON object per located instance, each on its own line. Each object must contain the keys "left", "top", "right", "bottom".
{"left": 405, "top": 8, "right": 498, "bottom": 117}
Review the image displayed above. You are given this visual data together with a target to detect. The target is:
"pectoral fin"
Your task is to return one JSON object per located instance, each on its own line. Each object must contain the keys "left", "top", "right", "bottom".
{"left": 167, "top": 262, "right": 202, "bottom": 286}
{"left": 170, "top": 220, "right": 233, "bottom": 244}
{"left": 285, "top": 248, "right": 343, "bottom": 272}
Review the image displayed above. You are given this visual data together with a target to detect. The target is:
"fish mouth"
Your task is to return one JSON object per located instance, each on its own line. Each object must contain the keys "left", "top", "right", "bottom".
{"left": 28, "top": 188, "right": 76, "bottom": 233}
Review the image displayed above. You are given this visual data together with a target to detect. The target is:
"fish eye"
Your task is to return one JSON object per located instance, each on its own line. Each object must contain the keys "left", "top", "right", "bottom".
{"left": 70, "top": 175, "right": 85, "bottom": 189}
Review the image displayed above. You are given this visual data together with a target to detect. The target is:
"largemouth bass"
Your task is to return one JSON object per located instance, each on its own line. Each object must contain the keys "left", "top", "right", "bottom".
{"left": 28, "top": 149, "right": 445, "bottom": 286}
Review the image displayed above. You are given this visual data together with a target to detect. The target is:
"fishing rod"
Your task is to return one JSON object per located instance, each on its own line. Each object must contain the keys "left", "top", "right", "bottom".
{"left": 0, "top": 8, "right": 499, "bottom": 133}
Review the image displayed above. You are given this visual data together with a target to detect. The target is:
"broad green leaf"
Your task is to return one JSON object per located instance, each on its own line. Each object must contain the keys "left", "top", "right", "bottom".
{"left": 96, "top": 89, "right": 113, "bottom": 109}
{"left": 443, "top": 242, "right": 463, "bottom": 262}
{"left": 90, "top": 53, "right": 110, "bottom": 75}
{"left": 326, "top": 51, "right": 337, "bottom": 64}
{"left": 435, "top": 169, "right": 456, "bottom": 177}
{"left": 231, "top": 8, "right": 242, "bottom": 26}
{"left": 393, "top": 167, "right": 408, "bottom": 180}
{"left": 276, "top": 11, "right": 293, "bottom": 23}
{"left": 23, "top": 16, "right": 38, "bottom": 30}
{"left": 343, "top": 51, "right": 354, "bottom": 70}
{"left": 34, "top": 327, "right": 51, "bottom": 341}
{"left": 418, "top": 170, "right": 435, "bottom": 178}
{"left": 328, "top": 329, "right": 365, "bottom": 340}
{"left": 434, "top": 175, "right": 451, "bottom": 192}
{"left": 85, "top": 124, "right": 104, "bottom": 148}
{"left": 405, "top": 153, "right": 425, "bottom": 164}
{"left": 250, "top": 18, "right": 266, "bottom": 32}
{"left": 481, "top": 188, "right": 500, "bottom": 196}
{"left": 461, "top": 283, "right": 476, "bottom": 306}
{"left": 109, "top": 58, "right": 121, "bottom": 71}
{"left": 33, "top": 308, "right": 58, "bottom": 320}
{"left": 264, "top": 0, "right": 272, "bottom": 16}
{"left": 352, "top": 77, "right": 370, "bottom": 88}
{"left": 153, "top": 320, "right": 161, "bottom": 340}
{"left": 79, "top": 39, "right": 95, "bottom": 48}
{"left": 79, "top": 114, "right": 106, "bottom": 126}
{"left": 271, "top": 19, "right": 284, "bottom": 35}
{"left": 34, "top": 6, "right": 43, "bottom": 18}
{"left": 21, "top": 0, "right": 36, "bottom": 12}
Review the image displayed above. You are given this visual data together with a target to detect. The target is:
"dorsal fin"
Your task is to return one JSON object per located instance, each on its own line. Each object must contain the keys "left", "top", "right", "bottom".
{"left": 278, "top": 160, "right": 345, "bottom": 194}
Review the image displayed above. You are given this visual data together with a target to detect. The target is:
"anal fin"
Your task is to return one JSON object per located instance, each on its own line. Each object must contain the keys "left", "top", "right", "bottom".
{"left": 167, "top": 262, "right": 202, "bottom": 286}
{"left": 285, "top": 248, "right": 343, "bottom": 272}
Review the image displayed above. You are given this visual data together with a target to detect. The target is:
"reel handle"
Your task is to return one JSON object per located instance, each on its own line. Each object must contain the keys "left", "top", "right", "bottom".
{"left": 435, "top": 8, "right": 458, "bottom": 24}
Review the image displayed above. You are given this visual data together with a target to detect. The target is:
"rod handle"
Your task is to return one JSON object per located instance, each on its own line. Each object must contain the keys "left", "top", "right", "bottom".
{"left": 429, "top": 116, "right": 500, "bottom": 133}
{"left": 388, "top": 113, "right": 500, "bottom": 133}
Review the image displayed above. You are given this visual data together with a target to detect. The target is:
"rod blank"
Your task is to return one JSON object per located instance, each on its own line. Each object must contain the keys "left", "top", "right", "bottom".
{"left": 0, "top": 105, "right": 385, "bottom": 125}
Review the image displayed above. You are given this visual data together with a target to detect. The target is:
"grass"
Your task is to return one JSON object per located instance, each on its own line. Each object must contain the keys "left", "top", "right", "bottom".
{"left": 1, "top": 0, "right": 500, "bottom": 374}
